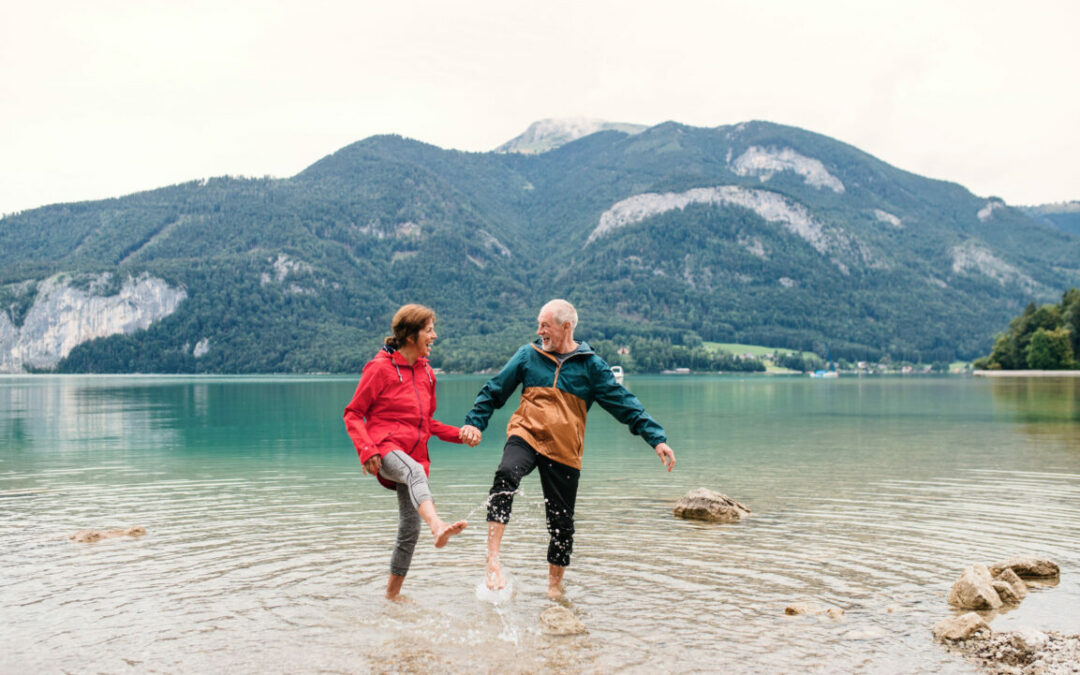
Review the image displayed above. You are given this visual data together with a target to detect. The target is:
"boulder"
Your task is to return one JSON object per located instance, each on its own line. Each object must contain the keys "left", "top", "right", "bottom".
{"left": 947, "top": 565, "right": 1003, "bottom": 610}
{"left": 989, "top": 557, "right": 1060, "bottom": 578}
{"left": 991, "top": 567, "right": 1028, "bottom": 601}
{"left": 933, "top": 612, "right": 992, "bottom": 641}
{"left": 70, "top": 526, "right": 147, "bottom": 543}
{"left": 673, "top": 488, "right": 751, "bottom": 523}
{"left": 991, "top": 580, "right": 1022, "bottom": 605}
{"left": 1010, "top": 628, "right": 1049, "bottom": 651}
{"left": 539, "top": 606, "right": 587, "bottom": 636}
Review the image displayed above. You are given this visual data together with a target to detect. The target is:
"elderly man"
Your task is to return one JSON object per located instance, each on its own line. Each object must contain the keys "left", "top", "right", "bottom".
{"left": 460, "top": 299, "right": 676, "bottom": 599}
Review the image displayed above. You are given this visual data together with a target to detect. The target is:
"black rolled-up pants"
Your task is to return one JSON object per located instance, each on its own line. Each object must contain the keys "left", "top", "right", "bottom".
{"left": 487, "top": 435, "right": 580, "bottom": 567}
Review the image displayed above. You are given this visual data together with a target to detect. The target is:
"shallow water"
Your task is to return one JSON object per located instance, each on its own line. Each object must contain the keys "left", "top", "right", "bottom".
{"left": 2, "top": 374, "right": 1078, "bottom": 673}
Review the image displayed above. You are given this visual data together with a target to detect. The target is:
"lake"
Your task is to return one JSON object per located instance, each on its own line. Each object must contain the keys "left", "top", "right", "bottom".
{"left": 2, "top": 374, "right": 1078, "bottom": 673}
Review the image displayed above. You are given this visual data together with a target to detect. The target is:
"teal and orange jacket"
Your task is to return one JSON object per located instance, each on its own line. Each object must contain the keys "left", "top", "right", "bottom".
{"left": 464, "top": 340, "right": 667, "bottom": 469}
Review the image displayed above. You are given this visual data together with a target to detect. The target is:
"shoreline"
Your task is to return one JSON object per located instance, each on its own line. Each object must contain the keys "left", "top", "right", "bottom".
{"left": 973, "top": 370, "right": 1080, "bottom": 377}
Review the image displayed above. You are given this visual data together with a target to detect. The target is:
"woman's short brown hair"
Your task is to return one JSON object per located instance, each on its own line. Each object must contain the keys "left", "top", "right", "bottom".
{"left": 384, "top": 304, "right": 436, "bottom": 350}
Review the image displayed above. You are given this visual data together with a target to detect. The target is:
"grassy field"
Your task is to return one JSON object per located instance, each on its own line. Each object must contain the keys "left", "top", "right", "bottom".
{"left": 703, "top": 342, "right": 810, "bottom": 358}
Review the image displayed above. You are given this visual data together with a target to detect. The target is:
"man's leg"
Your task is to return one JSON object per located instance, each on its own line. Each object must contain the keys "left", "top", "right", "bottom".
{"left": 485, "top": 437, "right": 538, "bottom": 589}
{"left": 536, "top": 454, "right": 580, "bottom": 600}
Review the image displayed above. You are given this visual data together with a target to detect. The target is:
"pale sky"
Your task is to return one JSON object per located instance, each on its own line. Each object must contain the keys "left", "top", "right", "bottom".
{"left": 2, "top": 0, "right": 1077, "bottom": 217}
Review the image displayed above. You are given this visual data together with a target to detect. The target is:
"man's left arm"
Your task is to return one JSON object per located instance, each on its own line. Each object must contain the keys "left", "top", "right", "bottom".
{"left": 590, "top": 359, "right": 676, "bottom": 471}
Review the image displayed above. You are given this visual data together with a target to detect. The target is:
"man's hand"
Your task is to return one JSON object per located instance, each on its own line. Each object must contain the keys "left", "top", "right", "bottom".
{"left": 655, "top": 442, "right": 676, "bottom": 472}
{"left": 362, "top": 454, "right": 382, "bottom": 476}
{"left": 460, "top": 424, "right": 482, "bottom": 447}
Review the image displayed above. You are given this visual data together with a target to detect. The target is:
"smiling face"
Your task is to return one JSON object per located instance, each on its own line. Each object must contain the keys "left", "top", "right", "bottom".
{"left": 409, "top": 318, "right": 437, "bottom": 358}
{"left": 537, "top": 310, "right": 572, "bottom": 353}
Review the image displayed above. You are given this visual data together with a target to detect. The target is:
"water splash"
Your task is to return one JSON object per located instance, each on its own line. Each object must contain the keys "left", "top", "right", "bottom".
{"left": 462, "top": 489, "right": 523, "bottom": 522}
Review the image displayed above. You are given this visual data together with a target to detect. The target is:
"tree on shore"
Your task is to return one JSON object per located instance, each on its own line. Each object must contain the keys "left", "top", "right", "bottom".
{"left": 973, "top": 289, "right": 1079, "bottom": 370}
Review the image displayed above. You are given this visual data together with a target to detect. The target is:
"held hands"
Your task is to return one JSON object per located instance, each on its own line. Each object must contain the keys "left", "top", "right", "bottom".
{"left": 655, "top": 442, "right": 676, "bottom": 472}
{"left": 459, "top": 424, "right": 482, "bottom": 447}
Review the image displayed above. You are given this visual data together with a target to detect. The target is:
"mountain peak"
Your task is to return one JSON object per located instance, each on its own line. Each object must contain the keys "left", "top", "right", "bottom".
{"left": 494, "top": 117, "right": 647, "bottom": 154}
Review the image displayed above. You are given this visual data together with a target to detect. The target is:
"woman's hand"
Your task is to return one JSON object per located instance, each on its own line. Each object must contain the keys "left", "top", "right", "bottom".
{"left": 362, "top": 454, "right": 382, "bottom": 476}
{"left": 459, "top": 425, "right": 482, "bottom": 447}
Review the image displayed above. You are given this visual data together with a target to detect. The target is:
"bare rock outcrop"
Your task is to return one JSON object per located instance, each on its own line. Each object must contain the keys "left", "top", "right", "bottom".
{"left": 673, "top": 488, "right": 750, "bottom": 523}
{"left": 70, "top": 526, "right": 147, "bottom": 543}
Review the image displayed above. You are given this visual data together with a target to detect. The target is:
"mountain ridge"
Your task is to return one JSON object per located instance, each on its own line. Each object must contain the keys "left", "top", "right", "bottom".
{"left": 1, "top": 119, "right": 1077, "bottom": 373}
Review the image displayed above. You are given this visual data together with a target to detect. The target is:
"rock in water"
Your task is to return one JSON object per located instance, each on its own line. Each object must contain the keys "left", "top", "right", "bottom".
{"left": 947, "top": 565, "right": 1003, "bottom": 610}
{"left": 784, "top": 602, "right": 844, "bottom": 619}
{"left": 70, "top": 526, "right": 147, "bottom": 543}
{"left": 932, "top": 612, "right": 991, "bottom": 641}
{"left": 539, "top": 606, "right": 587, "bottom": 636}
{"left": 673, "top": 488, "right": 751, "bottom": 523}
{"left": 991, "top": 567, "right": 1028, "bottom": 601}
{"left": 989, "top": 557, "right": 1060, "bottom": 578}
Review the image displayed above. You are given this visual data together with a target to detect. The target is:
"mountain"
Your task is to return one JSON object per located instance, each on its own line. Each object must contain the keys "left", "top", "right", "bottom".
{"left": 1021, "top": 201, "right": 1080, "bottom": 237}
{"left": 2, "top": 119, "right": 1078, "bottom": 373}
{"left": 494, "top": 117, "right": 647, "bottom": 154}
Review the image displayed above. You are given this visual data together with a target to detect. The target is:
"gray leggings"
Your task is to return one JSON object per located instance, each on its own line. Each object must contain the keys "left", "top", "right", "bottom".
{"left": 378, "top": 451, "right": 433, "bottom": 576}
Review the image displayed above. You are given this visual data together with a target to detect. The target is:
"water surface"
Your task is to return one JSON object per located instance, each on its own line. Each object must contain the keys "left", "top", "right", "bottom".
{"left": 2, "top": 375, "right": 1078, "bottom": 673}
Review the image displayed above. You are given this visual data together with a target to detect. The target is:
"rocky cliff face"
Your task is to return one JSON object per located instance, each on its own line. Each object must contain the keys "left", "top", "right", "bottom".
{"left": 0, "top": 273, "right": 186, "bottom": 372}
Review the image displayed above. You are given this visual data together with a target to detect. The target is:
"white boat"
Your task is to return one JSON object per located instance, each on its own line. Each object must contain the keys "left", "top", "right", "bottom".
{"left": 611, "top": 365, "right": 625, "bottom": 384}
{"left": 809, "top": 370, "right": 839, "bottom": 379}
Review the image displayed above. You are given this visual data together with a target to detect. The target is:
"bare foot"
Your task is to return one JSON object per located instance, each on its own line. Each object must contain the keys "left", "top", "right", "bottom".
{"left": 433, "top": 520, "right": 466, "bottom": 548}
{"left": 486, "top": 556, "right": 506, "bottom": 590}
{"left": 385, "top": 592, "right": 412, "bottom": 603}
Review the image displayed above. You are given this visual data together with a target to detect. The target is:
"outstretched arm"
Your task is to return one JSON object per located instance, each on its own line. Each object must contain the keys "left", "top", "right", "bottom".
{"left": 592, "top": 359, "right": 673, "bottom": 470}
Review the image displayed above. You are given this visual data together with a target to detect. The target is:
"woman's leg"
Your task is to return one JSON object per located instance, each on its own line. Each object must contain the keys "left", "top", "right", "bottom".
{"left": 379, "top": 451, "right": 466, "bottom": 548}
{"left": 386, "top": 482, "right": 421, "bottom": 599}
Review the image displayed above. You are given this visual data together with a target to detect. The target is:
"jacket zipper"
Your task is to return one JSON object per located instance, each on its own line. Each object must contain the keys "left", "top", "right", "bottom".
{"left": 408, "top": 366, "right": 424, "bottom": 455}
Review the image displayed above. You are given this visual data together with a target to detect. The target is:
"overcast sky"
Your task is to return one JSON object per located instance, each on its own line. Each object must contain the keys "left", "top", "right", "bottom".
{"left": 2, "top": 0, "right": 1077, "bottom": 216}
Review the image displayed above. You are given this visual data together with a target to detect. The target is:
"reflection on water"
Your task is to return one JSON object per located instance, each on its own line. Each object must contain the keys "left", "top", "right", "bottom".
{"left": 1, "top": 375, "right": 1079, "bottom": 673}
{"left": 988, "top": 377, "right": 1080, "bottom": 451}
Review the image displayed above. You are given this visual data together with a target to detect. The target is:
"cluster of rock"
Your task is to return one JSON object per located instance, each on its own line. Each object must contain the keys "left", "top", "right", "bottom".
{"left": 70, "top": 526, "right": 146, "bottom": 543}
{"left": 943, "top": 558, "right": 1059, "bottom": 616}
{"left": 933, "top": 557, "right": 1073, "bottom": 673}
{"left": 672, "top": 488, "right": 751, "bottom": 523}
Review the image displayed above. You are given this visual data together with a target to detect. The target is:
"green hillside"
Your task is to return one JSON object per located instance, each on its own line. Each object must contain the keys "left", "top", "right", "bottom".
{"left": 2, "top": 120, "right": 1078, "bottom": 373}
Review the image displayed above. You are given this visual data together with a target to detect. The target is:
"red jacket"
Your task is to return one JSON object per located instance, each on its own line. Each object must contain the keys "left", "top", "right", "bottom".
{"left": 344, "top": 347, "right": 462, "bottom": 490}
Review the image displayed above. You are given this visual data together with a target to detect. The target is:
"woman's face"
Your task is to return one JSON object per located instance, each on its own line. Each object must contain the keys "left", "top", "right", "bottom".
{"left": 408, "top": 319, "right": 437, "bottom": 358}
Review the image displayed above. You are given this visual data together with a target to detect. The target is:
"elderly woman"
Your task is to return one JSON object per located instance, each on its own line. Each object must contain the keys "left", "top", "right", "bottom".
{"left": 344, "top": 304, "right": 476, "bottom": 599}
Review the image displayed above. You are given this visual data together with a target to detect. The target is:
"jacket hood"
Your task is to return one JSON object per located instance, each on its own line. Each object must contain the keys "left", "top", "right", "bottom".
{"left": 531, "top": 339, "right": 594, "bottom": 357}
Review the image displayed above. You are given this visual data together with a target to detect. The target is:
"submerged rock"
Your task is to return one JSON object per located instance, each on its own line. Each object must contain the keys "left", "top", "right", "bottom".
{"left": 947, "top": 565, "right": 1003, "bottom": 610}
{"left": 539, "top": 606, "right": 587, "bottom": 636}
{"left": 933, "top": 612, "right": 991, "bottom": 641}
{"left": 672, "top": 488, "right": 751, "bottom": 523}
{"left": 989, "top": 557, "right": 1060, "bottom": 579}
{"left": 70, "top": 526, "right": 146, "bottom": 543}
{"left": 784, "top": 602, "right": 843, "bottom": 619}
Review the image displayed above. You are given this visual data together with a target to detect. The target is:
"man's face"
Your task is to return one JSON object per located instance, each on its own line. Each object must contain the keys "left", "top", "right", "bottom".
{"left": 537, "top": 310, "right": 570, "bottom": 352}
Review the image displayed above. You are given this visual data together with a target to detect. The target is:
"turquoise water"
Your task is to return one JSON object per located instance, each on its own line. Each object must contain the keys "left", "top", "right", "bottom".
{"left": 2, "top": 374, "right": 1078, "bottom": 673}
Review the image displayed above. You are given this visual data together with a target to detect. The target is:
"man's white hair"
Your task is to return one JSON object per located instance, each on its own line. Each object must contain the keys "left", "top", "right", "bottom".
{"left": 540, "top": 298, "right": 578, "bottom": 330}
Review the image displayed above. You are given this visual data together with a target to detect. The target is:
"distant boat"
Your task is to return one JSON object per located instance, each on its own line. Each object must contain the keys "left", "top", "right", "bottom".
{"left": 611, "top": 365, "right": 625, "bottom": 384}
{"left": 809, "top": 343, "right": 839, "bottom": 378}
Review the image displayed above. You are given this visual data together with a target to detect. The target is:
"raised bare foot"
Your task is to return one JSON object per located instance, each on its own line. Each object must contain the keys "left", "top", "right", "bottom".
{"left": 485, "top": 556, "right": 506, "bottom": 590}
{"left": 433, "top": 520, "right": 466, "bottom": 548}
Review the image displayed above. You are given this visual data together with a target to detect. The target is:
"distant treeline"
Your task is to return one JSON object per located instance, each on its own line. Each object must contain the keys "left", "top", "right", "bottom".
{"left": 974, "top": 288, "right": 1080, "bottom": 370}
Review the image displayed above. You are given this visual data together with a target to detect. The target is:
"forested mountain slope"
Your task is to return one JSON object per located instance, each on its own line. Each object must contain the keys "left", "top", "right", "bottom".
{"left": 2, "top": 120, "right": 1077, "bottom": 372}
